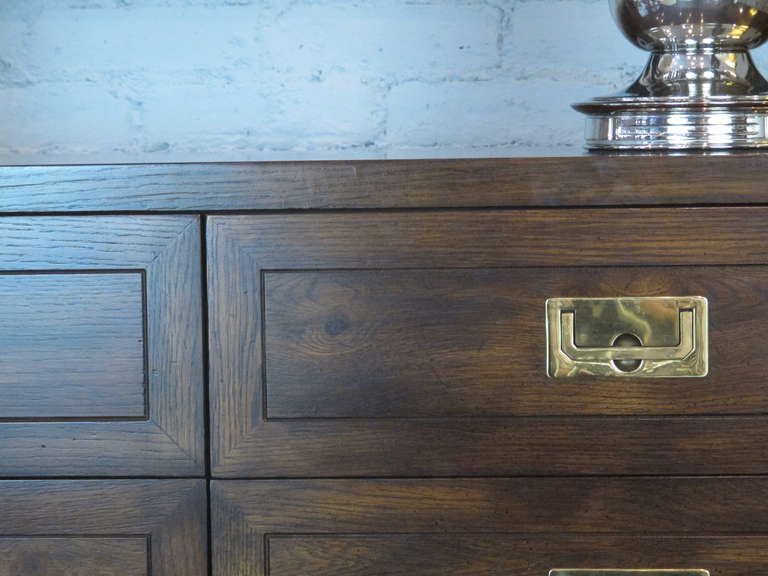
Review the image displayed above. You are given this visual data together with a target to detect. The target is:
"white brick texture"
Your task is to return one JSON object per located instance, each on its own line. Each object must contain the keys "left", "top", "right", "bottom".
{"left": 2, "top": 0, "right": 767, "bottom": 163}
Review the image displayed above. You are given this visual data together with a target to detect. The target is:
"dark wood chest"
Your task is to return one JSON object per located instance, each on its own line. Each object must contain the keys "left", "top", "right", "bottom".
{"left": 1, "top": 156, "right": 767, "bottom": 576}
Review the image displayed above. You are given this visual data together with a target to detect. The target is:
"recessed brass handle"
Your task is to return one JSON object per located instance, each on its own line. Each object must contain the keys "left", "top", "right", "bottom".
{"left": 550, "top": 571, "right": 710, "bottom": 576}
{"left": 560, "top": 309, "right": 695, "bottom": 362}
{"left": 547, "top": 297, "right": 708, "bottom": 378}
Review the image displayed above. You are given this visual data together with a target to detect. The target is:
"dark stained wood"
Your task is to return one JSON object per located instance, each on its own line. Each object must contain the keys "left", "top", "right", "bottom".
{"left": 9, "top": 161, "right": 768, "bottom": 576}
{"left": 269, "top": 535, "right": 768, "bottom": 576}
{"left": 209, "top": 208, "right": 768, "bottom": 269}
{"left": 0, "top": 480, "right": 206, "bottom": 576}
{"left": 0, "top": 273, "right": 145, "bottom": 419}
{"left": 265, "top": 266, "right": 768, "bottom": 418}
{"left": 208, "top": 210, "right": 768, "bottom": 477}
{"left": 0, "top": 217, "right": 204, "bottom": 476}
{"left": 5, "top": 156, "right": 768, "bottom": 212}
{"left": 0, "top": 538, "right": 147, "bottom": 576}
{"left": 212, "top": 478, "right": 768, "bottom": 576}
{"left": 216, "top": 417, "right": 768, "bottom": 477}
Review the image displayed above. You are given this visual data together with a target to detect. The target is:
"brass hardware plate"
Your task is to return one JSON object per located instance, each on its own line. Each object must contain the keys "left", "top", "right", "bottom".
{"left": 546, "top": 297, "right": 708, "bottom": 378}
{"left": 550, "top": 571, "right": 710, "bottom": 576}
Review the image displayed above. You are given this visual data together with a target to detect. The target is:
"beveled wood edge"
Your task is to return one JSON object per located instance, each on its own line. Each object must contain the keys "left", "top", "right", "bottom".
{"left": 3, "top": 155, "right": 768, "bottom": 212}
{"left": 0, "top": 216, "right": 194, "bottom": 270}
{"left": 0, "top": 216, "right": 205, "bottom": 477}
{"left": 149, "top": 479, "right": 208, "bottom": 576}
{"left": 145, "top": 216, "right": 205, "bottom": 472}
{"left": 211, "top": 481, "right": 261, "bottom": 576}
{"left": 211, "top": 416, "right": 768, "bottom": 478}
{"left": 0, "top": 421, "right": 201, "bottom": 477}
{"left": 210, "top": 477, "right": 768, "bottom": 533}
{"left": 208, "top": 219, "right": 260, "bottom": 473}
{"left": 0, "top": 479, "right": 207, "bottom": 576}
{"left": 206, "top": 208, "right": 768, "bottom": 269}
{"left": 210, "top": 478, "right": 768, "bottom": 576}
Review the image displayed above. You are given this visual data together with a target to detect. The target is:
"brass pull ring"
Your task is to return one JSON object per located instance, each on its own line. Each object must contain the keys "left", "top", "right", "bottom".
{"left": 561, "top": 309, "right": 695, "bottom": 362}
{"left": 546, "top": 297, "right": 708, "bottom": 378}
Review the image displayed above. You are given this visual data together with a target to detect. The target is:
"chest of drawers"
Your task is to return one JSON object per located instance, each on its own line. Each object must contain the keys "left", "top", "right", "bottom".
{"left": 1, "top": 156, "right": 767, "bottom": 576}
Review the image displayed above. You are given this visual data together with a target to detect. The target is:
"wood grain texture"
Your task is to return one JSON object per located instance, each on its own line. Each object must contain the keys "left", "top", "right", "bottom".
{"left": 5, "top": 156, "right": 768, "bottom": 212}
{"left": 269, "top": 535, "right": 768, "bottom": 576}
{"left": 0, "top": 217, "right": 204, "bottom": 476}
{"left": 209, "top": 208, "right": 768, "bottom": 269}
{"left": 212, "top": 478, "right": 768, "bottom": 576}
{"left": 0, "top": 480, "right": 206, "bottom": 576}
{"left": 208, "top": 210, "right": 768, "bottom": 477}
{"left": 265, "top": 266, "right": 768, "bottom": 418}
{"left": 0, "top": 538, "right": 147, "bottom": 576}
{"left": 0, "top": 273, "right": 145, "bottom": 419}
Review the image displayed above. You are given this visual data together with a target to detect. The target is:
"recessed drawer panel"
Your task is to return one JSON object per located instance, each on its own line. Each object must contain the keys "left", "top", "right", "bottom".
{"left": 0, "top": 273, "right": 146, "bottom": 419}
{"left": 0, "top": 480, "right": 206, "bottom": 576}
{"left": 208, "top": 209, "right": 768, "bottom": 477}
{"left": 0, "top": 217, "right": 204, "bottom": 476}
{"left": 268, "top": 536, "right": 765, "bottom": 576}
{"left": 212, "top": 477, "right": 768, "bottom": 576}
{"left": 264, "top": 267, "right": 763, "bottom": 418}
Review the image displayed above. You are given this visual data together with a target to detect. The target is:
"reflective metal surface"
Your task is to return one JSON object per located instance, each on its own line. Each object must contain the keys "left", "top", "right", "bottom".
{"left": 546, "top": 297, "right": 708, "bottom": 378}
{"left": 574, "top": 0, "right": 768, "bottom": 149}
{"left": 550, "top": 571, "right": 710, "bottom": 576}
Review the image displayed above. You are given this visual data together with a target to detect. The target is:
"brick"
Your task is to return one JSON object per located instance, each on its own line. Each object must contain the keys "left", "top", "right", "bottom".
{"left": 3, "top": 0, "right": 768, "bottom": 163}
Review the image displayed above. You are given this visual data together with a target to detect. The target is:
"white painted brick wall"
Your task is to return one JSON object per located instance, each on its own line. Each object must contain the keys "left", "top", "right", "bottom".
{"left": 2, "top": 0, "right": 767, "bottom": 164}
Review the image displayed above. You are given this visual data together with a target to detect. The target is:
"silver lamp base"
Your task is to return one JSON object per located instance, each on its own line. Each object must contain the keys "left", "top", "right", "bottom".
{"left": 577, "top": 97, "right": 768, "bottom": 150}
{"left": 577, "top": 1, "right": 768, "bottom": 151}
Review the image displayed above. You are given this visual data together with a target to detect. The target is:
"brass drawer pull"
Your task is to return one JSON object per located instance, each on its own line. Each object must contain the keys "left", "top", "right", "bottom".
{"left": 549, "top": 569, "right": 709, "bottom": 576}
{"left": 547, "top": 297, "right": 708, "bottom": 378}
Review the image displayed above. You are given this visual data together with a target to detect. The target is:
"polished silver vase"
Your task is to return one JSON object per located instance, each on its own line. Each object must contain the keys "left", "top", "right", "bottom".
{"left": 574, "top": 0, "right": 768, "bottom": 149}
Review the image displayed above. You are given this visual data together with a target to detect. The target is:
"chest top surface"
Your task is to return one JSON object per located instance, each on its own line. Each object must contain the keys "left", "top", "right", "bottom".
{"left": 0, "top": 154, "right": 766, "bottom": 213}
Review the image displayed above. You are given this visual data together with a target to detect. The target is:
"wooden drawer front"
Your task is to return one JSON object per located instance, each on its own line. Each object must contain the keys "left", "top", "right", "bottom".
{"left": 212, "top": 478, "right": 768, "bottom": 576}
{"left": 0, "top": 217, "right": 203, "bottom": 476}
{"left": 208, "top": 209, "right": 768, "bottom": 477}
{"left": 0, "top": 480, "right": 206, "bottom": 576}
